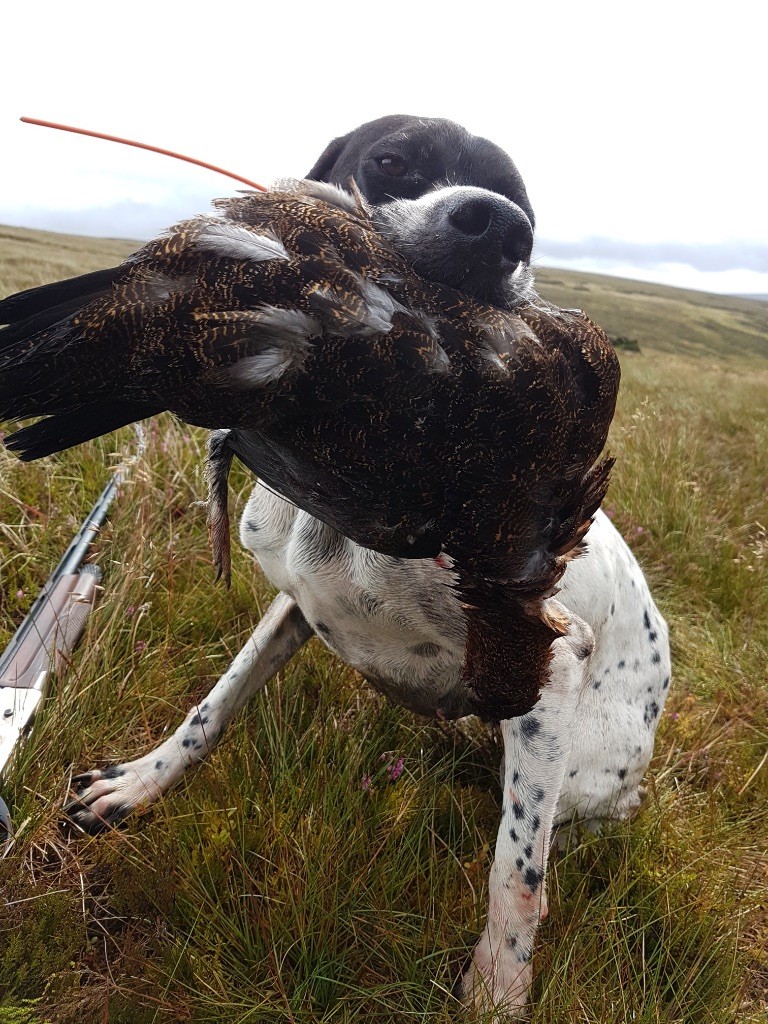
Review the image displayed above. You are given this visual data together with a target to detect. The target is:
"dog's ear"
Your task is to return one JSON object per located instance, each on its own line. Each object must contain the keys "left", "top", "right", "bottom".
{"left": 306, "top": 132, "right": 352, "bottom": 181}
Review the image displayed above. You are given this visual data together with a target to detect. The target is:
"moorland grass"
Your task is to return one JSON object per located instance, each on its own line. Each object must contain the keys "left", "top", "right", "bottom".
{"left": 0, "top": 228, "right": 766, "bottom": 1023}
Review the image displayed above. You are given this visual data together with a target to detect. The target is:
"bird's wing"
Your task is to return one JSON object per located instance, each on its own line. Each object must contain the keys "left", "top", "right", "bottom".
{"left": 1, "top": 179, "right": 621, "bottom": 723}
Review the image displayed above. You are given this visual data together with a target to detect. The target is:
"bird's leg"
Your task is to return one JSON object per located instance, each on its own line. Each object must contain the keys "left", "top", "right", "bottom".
{"left": 458, "top": 604, "right": 593, "bottom": 1017}
{"left": 65, "top": 591, "right": 312, "bottom": 833}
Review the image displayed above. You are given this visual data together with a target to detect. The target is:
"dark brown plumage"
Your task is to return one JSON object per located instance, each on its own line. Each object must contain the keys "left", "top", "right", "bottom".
{"left": 0, "top": 179, "right": 619, "bottom": 719}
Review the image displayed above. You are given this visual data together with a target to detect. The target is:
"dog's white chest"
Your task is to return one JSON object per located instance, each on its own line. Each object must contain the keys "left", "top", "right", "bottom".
{"left": 238, "top": 485, "right": 470, "bottom": 717}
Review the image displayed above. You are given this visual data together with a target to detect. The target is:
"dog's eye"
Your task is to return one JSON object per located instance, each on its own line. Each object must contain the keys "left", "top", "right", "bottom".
{"left": 377, "top": 155, "right": 408, "bottom": 177}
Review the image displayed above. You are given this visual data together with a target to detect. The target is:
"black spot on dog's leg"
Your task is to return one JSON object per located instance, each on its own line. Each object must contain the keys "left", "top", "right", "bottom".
{"left": 524, "top": 868, "right": 540, "bottom": 892}
{"left": 520, "top": 717, "right": 540, "bottom": 741}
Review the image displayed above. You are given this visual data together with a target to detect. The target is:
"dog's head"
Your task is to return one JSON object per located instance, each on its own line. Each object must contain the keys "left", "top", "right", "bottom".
{"left": 307, "top": 115, "right": 535, "bottom": 307}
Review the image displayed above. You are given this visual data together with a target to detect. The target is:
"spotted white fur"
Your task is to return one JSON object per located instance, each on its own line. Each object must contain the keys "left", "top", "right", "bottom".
{"left": 66, "top": 494, "right": 670, "bottom": 1017}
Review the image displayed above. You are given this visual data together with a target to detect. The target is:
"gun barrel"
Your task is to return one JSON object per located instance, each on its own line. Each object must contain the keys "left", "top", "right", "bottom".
{"left": 0, "top": 474, "right": 119, "bottom": 680}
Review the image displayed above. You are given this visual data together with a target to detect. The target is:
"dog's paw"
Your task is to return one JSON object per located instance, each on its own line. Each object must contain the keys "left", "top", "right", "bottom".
{"left": 454, "top": 941, "right": 532, "bottom": 1019}
{"left": 63, "top": 758, "right": 166, "bottom": 833}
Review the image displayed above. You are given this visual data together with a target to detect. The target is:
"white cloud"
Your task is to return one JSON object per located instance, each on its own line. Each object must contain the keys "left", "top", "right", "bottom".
{"left": 1, "top": 0, "right": 765, "bottom": 295}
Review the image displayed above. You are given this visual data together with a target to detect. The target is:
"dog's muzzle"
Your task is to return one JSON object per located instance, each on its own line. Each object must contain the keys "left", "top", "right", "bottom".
{"left": 374, "top": 186, "right": 534, "bottom": 305}
{"left": 442, "top": 190, "right": 533, "bottom": 269}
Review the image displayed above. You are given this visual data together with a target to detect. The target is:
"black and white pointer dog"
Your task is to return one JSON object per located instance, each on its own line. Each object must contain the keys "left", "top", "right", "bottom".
{"left": 66, "top": 116, "right": 671, "bottom": 1016}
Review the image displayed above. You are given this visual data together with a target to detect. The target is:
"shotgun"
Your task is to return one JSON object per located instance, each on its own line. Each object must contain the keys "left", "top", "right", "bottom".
{"left": 0, "top": 472, "right": 121, "bottom": 838}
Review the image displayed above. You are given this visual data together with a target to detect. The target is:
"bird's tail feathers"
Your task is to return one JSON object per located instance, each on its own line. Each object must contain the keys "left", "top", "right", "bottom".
{"left": 3, "top": 401, "right": 163, "bottom": 461}
{"left": 0, "top": 266, "right": 120, "bottom": 332}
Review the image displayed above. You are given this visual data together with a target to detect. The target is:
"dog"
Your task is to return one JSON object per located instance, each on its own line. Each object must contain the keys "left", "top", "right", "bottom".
{"left": 65, "top": 116, "right": 671, "bottom": 1016}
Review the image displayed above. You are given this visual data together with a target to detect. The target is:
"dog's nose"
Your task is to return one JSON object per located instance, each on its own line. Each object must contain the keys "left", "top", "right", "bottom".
{"left": 448, "top": 197, "right": 494, "bottom": 237}
{"left": 445, "top": 192, "right": 533, "bottom": 266}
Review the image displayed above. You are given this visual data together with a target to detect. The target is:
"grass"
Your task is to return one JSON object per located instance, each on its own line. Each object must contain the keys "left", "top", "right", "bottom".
{"left": 0, "top": 227, "right": 767, "bottom": 1023}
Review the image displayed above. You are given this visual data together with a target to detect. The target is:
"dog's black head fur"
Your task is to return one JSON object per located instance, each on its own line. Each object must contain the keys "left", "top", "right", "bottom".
{"left": 307, "top": 115, "right": 534, "bottom": 224}
{"left": 307, "top": 115, "right": 535, "bottom": 307}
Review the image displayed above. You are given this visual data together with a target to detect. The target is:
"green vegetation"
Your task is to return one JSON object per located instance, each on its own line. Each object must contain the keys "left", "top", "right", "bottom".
{"left": 537, "top": 267, "right": 768, "bottom": 362}
{"left": 1, "top": 228, "right": 766, "bottom": 1023}
{"left": 610, "top": 335, "right": 641, "bottom": 353}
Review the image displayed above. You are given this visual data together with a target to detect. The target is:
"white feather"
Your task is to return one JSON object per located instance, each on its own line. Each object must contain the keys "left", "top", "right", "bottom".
{"left": 254, "top": 306, "right": 320, "bottom": 340}
{"left": 356, "top": 278, "right": 407, "bottom": 334}
{"left": 226, "top": 307, "right": 317, "bottom": 387}
{"left": 274, "top": 177, "right": 361, "bottom": 214}
{"left": 195, "top": 222, "right": 289, "bottom": 262}
{"left": 230, "top": 348, "right": 299, "bottom": 385}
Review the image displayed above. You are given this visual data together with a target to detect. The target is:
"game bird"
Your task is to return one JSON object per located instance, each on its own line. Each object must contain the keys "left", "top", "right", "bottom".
{"left": 0, "top": 179, "right": 619, "bottom": 721}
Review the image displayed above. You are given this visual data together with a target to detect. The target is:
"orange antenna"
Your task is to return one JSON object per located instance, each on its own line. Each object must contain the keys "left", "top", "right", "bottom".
{"left": 20, "top": 116, "right": 268, "bottom": 192}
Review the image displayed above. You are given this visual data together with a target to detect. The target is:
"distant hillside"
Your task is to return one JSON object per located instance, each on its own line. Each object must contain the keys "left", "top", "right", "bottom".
{"left": 536, "top": 268, "right": 768, "bottom": 362}
{"left": 2, "top": 223, "right": 766, "bottom": 363}
{"left": 0, "top": 224, "right": 139, "bottom": 295}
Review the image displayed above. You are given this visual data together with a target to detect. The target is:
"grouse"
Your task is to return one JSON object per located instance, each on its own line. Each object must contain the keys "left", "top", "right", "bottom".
{"left": 0, "top": 179, "right": 619, "bottom": 720}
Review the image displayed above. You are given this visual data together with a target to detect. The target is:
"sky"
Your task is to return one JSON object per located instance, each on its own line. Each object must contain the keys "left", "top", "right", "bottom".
{"left": 1, "top": 1, "right": 766, "bottom": 297}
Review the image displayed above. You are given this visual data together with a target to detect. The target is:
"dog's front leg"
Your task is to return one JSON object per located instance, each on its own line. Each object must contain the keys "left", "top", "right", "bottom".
{"left": 65, "top": 591, "right": 312, "bottom": 832}
{"left": 458, "top": 607, "right": 592, "bottom": 1017}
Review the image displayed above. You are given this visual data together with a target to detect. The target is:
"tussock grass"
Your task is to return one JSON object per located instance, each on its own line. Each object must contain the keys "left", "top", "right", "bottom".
{"left": 1, "top": 228, "right": 767, "bottom": 1023}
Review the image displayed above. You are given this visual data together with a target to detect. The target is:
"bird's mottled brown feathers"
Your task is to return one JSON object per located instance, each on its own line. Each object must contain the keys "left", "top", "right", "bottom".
{"left": 0, "top": 180, "right": 620, "bottom": 720}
